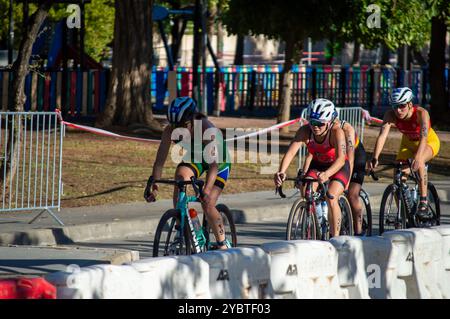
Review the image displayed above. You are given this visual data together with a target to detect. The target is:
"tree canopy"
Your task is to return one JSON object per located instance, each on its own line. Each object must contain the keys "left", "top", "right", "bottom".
{"left": 0, "top": 0, "right": 114, "bottom": 62}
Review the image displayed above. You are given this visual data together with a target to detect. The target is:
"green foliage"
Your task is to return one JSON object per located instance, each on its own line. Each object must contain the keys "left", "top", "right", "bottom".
{"left": 0, "top": 0, "right": 114, "bottom": 62}
{"left": 336, "top": 0, "right": 434, "bottom": 50}
{"left": 84, "top": 0, "right": 115, "bottom": 61}
{"left": 222, "top": 0, "right": 353, "bottom": 43}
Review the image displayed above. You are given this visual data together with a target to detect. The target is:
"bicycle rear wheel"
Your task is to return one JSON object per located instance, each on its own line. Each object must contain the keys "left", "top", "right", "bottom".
{"left": 202, "top": 204, "right": 237, "bottom": 249}
{"left": 286, "top": 199, "right": 320, "bottom": 240}
{"left": 413, "top": 182, "right": 441, "bottom": 227}
{"left": 339, "top": 195, "right": 354, "bottom": 236}
{"left": 427, "top": 182, "right": 441, "bottom": 226}
{"left": 359, "top": 189, "right": 373, "bottom": 236}
{"left": 379, "top": 184, "right": 407, "bottom": 235}
{"left": 153, "top": 209, "right": 191, "bottom": 257}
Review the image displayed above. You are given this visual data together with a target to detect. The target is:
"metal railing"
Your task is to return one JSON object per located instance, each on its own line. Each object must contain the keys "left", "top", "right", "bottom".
{"left": 298, "top": 107, "right": 366, "bottom": 170}
{"left": 0, "top": 112, "right": 64, "bottom": 225}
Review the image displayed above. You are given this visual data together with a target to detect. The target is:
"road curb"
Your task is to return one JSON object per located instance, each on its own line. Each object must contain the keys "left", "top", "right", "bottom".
{"left": 0, "top": 189, "right": 443, "bottom": 246}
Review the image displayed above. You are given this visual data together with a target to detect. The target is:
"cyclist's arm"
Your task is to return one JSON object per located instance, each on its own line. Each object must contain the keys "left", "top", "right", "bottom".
{"left": 372, "top": 111, "right": 394, "bottom": 161}
{"left": 151, "top": 125, "right": 173, "bottom": 179}
{"left": 325, "top": 126, "right": 346, "bottom": 177}
{"left": 343, "top": 123, "right": 356, "bottom": 177}
{"left": 302, "top": 152, "right": 313, "bottom": 173}
{"left": 415, "top": 107, "right": 430, "bottom": 160}
{"left": 278, "top": 126, "right": 308, "bottom": 174}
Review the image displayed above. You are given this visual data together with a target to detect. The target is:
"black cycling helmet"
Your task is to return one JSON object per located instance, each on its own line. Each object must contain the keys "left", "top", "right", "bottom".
{"left": 167, "top": 96, "right": 197, "bottom": 126}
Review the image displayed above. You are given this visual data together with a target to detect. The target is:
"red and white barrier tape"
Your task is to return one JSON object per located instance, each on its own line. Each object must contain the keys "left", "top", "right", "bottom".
{"left": 224, "top": 117, "right": 305, "bottom": 142}
{"left": 55, "top": 109, "right": 382, "bottom": 144}
{"left": 55, "top": 110, "right": 161, "bottom": 143}
{"left": 55, "top": 109, "right": 306, "bottom": 143}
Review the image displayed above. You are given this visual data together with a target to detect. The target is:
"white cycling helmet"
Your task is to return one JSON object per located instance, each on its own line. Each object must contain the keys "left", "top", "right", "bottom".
{"left": 390, "top": 87, "right": 413, "bottom": 106}
{"left": 308, "top": 98, "right": 337, "bottom": 123}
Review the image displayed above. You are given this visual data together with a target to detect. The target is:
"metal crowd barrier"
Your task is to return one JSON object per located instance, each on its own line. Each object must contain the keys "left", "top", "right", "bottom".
{"left": 297, "top": 107, "right": 366, "bottom": 170}
{"left": 0, "top": 112, "right": 64, "bottom": 225}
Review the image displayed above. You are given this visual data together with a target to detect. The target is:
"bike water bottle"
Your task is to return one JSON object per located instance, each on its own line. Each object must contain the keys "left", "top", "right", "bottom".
{"left": 315, "top": 201, "right": 323, "bottom": 222}
{"left": 402, "top": 184, "right": 413, "bottom": 212}
{"left": 411, "top": 185, "right": 418, "bottom": 203}
{"left": 321, "top": 201, "right": 328, "bottom": 221}
{"left": 189, "top": 208, "right": 202, "bottom": 234}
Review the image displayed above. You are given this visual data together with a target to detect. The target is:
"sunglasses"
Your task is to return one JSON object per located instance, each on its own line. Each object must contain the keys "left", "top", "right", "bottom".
{"left": 309, "top": 120, "right": 326, "bottom": 127}
{"left": 393, "top": 103, "right": 408, "bottom": 110}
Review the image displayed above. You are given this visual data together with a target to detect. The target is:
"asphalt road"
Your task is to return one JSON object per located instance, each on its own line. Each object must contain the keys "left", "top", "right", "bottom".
{"left": 74, "top": 202, "right": 450, "bottom": 259}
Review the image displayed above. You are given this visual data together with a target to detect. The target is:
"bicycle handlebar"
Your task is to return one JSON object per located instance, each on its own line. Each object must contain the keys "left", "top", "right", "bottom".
{"left": 376, "top": 158, "right": 421, "bottom": 182}
{"left": 276, "top": 177, "right": 333, "bottom": 199}
{"left": 367, "top": 170, "right": 379, "bottom": 181}
{"left": 147, "top": 176, "right": 205, "bottom": 199}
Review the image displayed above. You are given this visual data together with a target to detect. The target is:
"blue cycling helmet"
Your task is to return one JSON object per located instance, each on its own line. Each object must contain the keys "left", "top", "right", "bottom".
{"left": 167, "top": 96, "right": 197, "bottom": 126}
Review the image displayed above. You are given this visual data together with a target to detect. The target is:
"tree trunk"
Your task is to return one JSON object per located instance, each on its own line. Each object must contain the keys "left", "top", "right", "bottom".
{"left": 10, "top": 1, "right": 52, "bottom": 111}
{"left": 234, "top": 34, "right": 244, "bottom": 65}
{"left": 170, "top": 2, "right": 181, "bottom": 65}
{"left": 1, "top": 1, "right": 52, "bottom": 197}
{"left": 96, "top": 0, "right": 160, "bottom": 131}
{"left": 380, "top": 44, "right": 390, "bottom": 65}
{"left": 412, "top": 49, "right": 427, "bottom": 66}
{"left": 278, "top": 38, "right": 302, "bottom": 133}
{"left": 214, "top": 2, "right": 224, "bottom": 117}
{"left": 352, "top": 41, "right": 361, "bottom": 65}
{"left": 429, "top": 16, "right": 448, "bottom": 126}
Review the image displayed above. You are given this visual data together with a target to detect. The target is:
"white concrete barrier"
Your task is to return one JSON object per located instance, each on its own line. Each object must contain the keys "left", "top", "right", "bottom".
{"left": 431, "top": 225, "right": 450, "bottom": 298}
{"left": 330, "top": 236, "right": 370, "bottom": 298}
{"left": 131, "top": 256, "right": 211, "bottom": 299}
{"left": 46, "top": 264, "right": 142, "bottom": 299}
{"left": 197, "top": 247, "right": 272, "bottom": 299}
{"left": 354, "top": 236, "right": 407, "bottom": 299}
{"left": 261, "top": 240, "right": 347, "bottom": 299}
{"left": 383, "top": 228, "right": 443, "bottom": 299}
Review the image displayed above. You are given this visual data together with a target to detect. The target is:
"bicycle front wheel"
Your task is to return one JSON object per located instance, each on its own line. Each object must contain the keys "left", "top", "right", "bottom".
{"left": 153, "top": 209, "right": 190, "bottom": 257}
{"left": 379, "top": 184, "right": 407, "bottom": 235}
{"left": 202, "top": 204, "right": 238, "bottom": 249}
{"left": 286, "top": 199, "right": 320, "bottom": 240}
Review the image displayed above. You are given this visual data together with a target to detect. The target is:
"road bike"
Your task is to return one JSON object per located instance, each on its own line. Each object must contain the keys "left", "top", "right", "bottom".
{"left": 149, "top": 177, "right": 237, "bottom": 257}
{"left": 378, "top": 159, "right": 440, "bottom": 234}
{"left": 277, "top": 177, "right": 353, "bottom": 240}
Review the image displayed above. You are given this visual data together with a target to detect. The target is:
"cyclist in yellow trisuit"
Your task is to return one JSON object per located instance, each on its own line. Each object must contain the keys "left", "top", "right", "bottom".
{"left": 369, "top": 87, "right": 440, "bottom": 220}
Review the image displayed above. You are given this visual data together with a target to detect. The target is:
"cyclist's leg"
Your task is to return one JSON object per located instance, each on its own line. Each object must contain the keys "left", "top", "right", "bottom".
{"left": 327, "top": 180, "right": 346, "bottom": 237}
{"left": 327, "top": 161, "right": 350, "bottom": 237}
{"left": 416, "top": 145, "right": 435, "bottom": 218}
{"left": 302, "top": 161, "right": 323, "bottom": 194}
{"left": 395, "top": 136, "right": 413, "bottom": 183}
{"left": 348, "top": 182, "right": 363, "bottom": 234}
{"left": 201, "top": 185, "right": 228, "bottom": 249}
{"left": 348, "top": 144, "right": 366, "bottom": 235}
{"left": 417, "top": 130, "right": 440, "bottom": 198}
{"left": 173, "top": 163, "right": 199, "bottom": 208}
{"left": 202, "top": 164, "right": 231, "bottom": 249}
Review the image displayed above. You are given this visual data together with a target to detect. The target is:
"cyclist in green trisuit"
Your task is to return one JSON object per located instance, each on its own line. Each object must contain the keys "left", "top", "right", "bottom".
{"left": 145, "top": 96, "right": 232, "bottom": 249}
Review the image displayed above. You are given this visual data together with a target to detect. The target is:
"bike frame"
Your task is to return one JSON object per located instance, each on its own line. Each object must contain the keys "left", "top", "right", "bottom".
{"left": 303, "top": 180, "right": 329, "bottom": 239}
{"left": 175, "top": 187, "right": 206, "bottom": 254}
